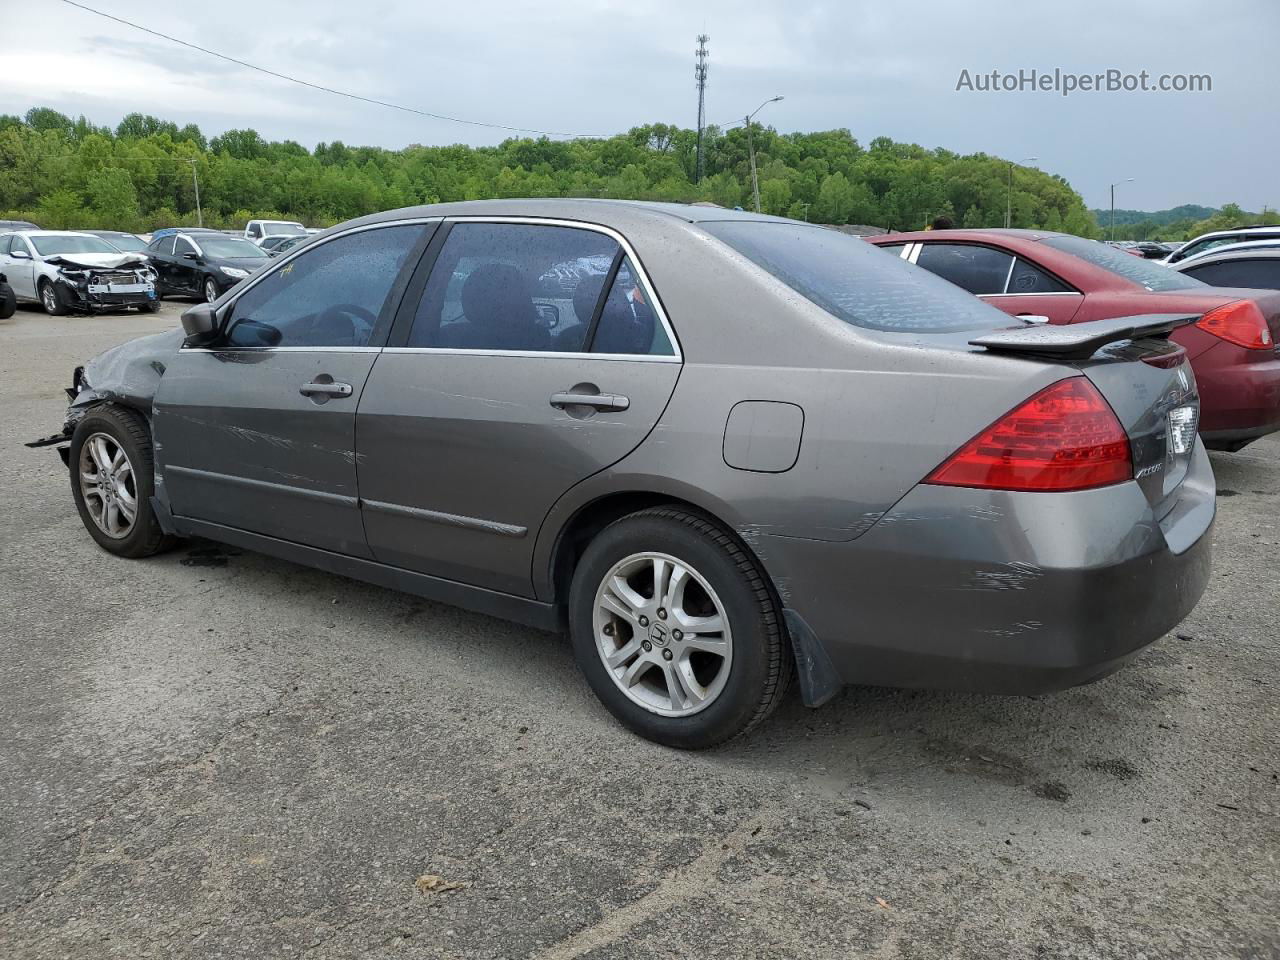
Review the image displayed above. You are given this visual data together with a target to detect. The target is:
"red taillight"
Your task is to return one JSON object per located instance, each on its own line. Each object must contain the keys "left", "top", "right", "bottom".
{"left": 1196, "top": 300, "right": 1274, "bottom": 350}
{"left": 925, "top": 377, "right": 1132, "bottom": 492}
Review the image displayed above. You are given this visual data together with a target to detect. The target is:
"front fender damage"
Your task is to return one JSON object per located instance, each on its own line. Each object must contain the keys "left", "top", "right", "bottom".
{"left": 25, "top": 327, "right": 185, "bottom": 457}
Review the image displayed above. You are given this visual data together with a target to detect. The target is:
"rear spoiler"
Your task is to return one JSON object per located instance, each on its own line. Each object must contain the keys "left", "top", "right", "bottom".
{"left": 970, "top": 313, "right": 1198, "bottom": 362}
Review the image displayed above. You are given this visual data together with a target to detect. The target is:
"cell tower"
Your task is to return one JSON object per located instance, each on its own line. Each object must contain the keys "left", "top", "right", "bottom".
{"left": 695, "top": 34, "right": 709, "bottom": 184}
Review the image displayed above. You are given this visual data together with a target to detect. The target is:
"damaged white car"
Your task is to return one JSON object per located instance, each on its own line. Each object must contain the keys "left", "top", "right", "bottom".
{"left": 0, "top": 231, "right": 160, "bottom": 315}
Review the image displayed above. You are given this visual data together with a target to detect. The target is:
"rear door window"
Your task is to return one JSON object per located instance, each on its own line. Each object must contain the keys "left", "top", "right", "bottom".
{"left": 702, "top": 221, "right": 1010, "bottom": 333}
{"left": 915, "top": 244, "right": 1013, "bottom": 295}
{"left": 1183, "top": 259, "right": 1280, "bottom": 290}
{"left": 406, "top": 222, "right": 620, "bottom": 351}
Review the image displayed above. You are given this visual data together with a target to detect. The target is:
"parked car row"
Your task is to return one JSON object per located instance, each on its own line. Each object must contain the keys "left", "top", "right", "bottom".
{"left": 30, "top": 200, "right": 1223, "bottom": 748}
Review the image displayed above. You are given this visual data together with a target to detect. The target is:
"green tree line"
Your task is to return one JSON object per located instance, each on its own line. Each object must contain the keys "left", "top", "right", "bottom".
{"left": 1093, "top": 203, "right": 1276, "bottom": 243}
{"left": 1, "top": 106, "right": 1100, "bottom": 236}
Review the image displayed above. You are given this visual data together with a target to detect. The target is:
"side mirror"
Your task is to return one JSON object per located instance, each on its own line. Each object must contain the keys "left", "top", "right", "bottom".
{"left": 182, "top": 252, "right": 199, "bottom": 261}
{"left": 11, "top": 249, "right": 30, "bottom": 260}
{"left": 181, "top": 302, "right": 220, "bottom": 345}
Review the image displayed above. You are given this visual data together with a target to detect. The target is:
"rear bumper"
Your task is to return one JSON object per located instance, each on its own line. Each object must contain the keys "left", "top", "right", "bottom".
{"left": 770, "top": 442, "right": 1216, "bottom": 696}
{"left": 1194, "top": 343, "right": 1280, "bottom": 442}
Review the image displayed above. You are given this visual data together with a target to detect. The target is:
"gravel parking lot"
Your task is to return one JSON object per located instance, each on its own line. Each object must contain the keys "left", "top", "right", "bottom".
{"left": 2, "top": 300, "right": 1277, "bottom": 959}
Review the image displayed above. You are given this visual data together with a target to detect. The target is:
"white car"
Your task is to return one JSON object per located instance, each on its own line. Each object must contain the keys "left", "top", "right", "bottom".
{"left": 0, "top": 231, "right": 158, "bottom": 315}
{"left": 1168, "top": 237, "right": 1280, "bottom": 266}
{"left": 243, "top": 219, "right": 307, "bottom": 246}
{"left": 1160, "top": 225, "right": 1280, "bottom": 265}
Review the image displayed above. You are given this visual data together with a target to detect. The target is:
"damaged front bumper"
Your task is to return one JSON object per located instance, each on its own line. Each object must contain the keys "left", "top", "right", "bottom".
{"left": 44, "top": 255, "right": 158, "bottom": 312}
{"left": 25, "top": 366, "right": 92, "bottom": 463}
{"left": 55, "top": 271, "right": 158, "bottom": 311}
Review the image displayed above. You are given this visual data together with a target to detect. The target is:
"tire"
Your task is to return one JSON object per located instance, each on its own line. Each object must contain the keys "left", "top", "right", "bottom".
{"left": 39, "top": 279, "right": 68, "bottom": 316}
{"left": 140, "top": 299, "right": 162, "bottom": 313}
{"left": 69, "top": 405, "right": 176, "bottom": 558}
{"left": 568, "top": 506, "right": 792, "bottom": 749}
{"left": 203, "top": 277, "right": 219, "bottom": 303}
{"left": 0, "top": 282, "right": 15, "bottom": 319}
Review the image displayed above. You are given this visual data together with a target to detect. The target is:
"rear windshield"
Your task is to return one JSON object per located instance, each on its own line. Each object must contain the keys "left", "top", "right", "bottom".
{"left": 1041, "top": 235, "right": 1207, "bottom": 291}
{"left": 701, "top": 221, "right": 1012, "bottom": 332}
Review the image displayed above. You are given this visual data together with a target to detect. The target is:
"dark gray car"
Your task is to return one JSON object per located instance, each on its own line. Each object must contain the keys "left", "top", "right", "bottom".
{"left": 36, "top": 200, "right": 1215, "bottom": 748}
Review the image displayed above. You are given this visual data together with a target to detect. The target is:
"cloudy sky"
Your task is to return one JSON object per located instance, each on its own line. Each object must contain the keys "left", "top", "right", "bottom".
{"left": 4, "top": 0, "right": 1276, "bottom": 212}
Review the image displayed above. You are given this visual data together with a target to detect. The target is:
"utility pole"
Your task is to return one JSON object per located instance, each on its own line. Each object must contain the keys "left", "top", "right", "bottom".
{"left": 743, "top": 96, "right": 784, "bottom": 213}
{"left": 1006, "top": 156, "right": 1037, "bottom": 228}
{"left": 186, "top": 158, "right": 203, "bottom": 227}
{"left": 1109, "top": 177, "right": 1134, "bottom": 241}
{"left": 694, "top": 35, "right": 709, "bottom": 185}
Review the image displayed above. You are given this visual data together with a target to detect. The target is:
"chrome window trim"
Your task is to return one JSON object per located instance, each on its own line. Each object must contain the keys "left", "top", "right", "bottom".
{"left": 1001, "top": 256, "right": 1016, "bottom": 294}
{"left": 178, "top": 217, "right": 443, "bottom": 353}
{"left": 180, "top": 346, "right": 383, "bottom": 354}
{"left": 381, "top": 346, "right": 679, "bottom": 363}
{"left": 977, "top": 291, "right": 1083, "bottom": 299}
{"left": 421, "top": 215, "right": 684, "bottom": 361}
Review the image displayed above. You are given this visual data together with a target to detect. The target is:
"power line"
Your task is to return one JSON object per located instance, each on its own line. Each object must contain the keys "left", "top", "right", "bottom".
{"left": 56, "top": 0, "right": 608, "bottom": 140}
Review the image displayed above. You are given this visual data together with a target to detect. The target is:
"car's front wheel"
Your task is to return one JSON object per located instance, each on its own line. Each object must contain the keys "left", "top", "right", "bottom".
{"left": 39, "top": 279, "right": 68, "bottom": 316}
{"left": 69, "top": 405, "right": 175, "bottom": 558}
{"left": 569, "top": 506, "right": 792, "bottom": 749}
{"left": 203, "top": 277, "right": 219, "bottom": 303}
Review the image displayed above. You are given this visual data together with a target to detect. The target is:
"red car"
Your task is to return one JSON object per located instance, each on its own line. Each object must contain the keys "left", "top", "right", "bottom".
{"left": 870, "top": 230, "right": 1280, "bottom": 450}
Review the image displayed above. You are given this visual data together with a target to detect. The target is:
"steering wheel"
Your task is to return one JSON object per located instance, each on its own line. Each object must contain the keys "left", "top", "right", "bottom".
{"left": 315, "top": 303, "right": 378, "bottom": 345}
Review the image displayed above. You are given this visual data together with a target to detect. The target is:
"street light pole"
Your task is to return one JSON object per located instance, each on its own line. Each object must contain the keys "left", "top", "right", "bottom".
{"left": 1006, "top": 156, "right": 1038, "bottom": 228}
{"left": 1109, "top": 177, "right": 1134, "bottom": 241}
{"left": 744, "top": 96, "right": 784, "bottom": 213}
{"left": 187, "top": 158, "right": 203, "bottom": 228}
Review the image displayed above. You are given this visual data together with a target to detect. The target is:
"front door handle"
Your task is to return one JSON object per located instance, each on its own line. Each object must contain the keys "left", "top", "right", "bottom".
{"left": 549, "top": 391, "right": 629, "bottom": 412}
{"left": 300, "top": 380, "right": 353, "bottom": 398}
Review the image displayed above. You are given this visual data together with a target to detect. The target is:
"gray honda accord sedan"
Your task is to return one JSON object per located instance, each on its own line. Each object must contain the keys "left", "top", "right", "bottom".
{"left": 37, "top": 200, "right": 1214, "bottom": 748}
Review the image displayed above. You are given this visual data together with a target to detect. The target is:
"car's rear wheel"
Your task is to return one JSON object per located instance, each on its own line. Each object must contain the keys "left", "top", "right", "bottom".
{"left": 568, "top": 506, "right": 791, "bottom": 748}
{"left": 69, "top": 405, "right": 175, "bottom": 558}
{"left": 39, "top": 279, "right": 68, "bottom": 316}
{"left": 203, "top": 277, "right": 219, "bottom": 303}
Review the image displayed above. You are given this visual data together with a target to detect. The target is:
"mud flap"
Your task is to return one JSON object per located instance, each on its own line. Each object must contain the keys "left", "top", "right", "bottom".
{"left": 783, "top": 609, "right": 842, "bottom": 708}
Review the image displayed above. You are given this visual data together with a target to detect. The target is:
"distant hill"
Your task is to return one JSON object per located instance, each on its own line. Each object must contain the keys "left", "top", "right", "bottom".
{"left": 1090, "top": 205, "right": 1219, "bottom": 227}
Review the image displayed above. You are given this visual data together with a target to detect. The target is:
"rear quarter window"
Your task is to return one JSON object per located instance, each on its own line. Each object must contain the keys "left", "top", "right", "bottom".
{"left": 702, "top": 222, "right": 1012, "bottom": 333}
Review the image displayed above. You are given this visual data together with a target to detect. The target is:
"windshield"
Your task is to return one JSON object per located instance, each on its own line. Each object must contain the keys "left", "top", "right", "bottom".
{"left": 29, "top": 234, "right": 120, "bottom": 257}
{"left": 702, "top": 221, "right": 1013, "bottom": 333}
{"left": 1041, "top": 235, "right": 1207, "bottom": 291}
{"left": 260, "top": 222, "right": 306, "bottom": 236}
{"left": 200, "top": 237, "right": 269, "bottom": 259}
{"left": 98, "top": 233, "right": 145, "bottom": 252}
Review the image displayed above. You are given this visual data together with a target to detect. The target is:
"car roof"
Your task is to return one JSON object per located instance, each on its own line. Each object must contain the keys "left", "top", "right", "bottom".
{"left": 346, "top": 198, "right": 790, "bottom": 233}
{"left": 12, "top": 230, "right": 98, "bottom": 237}
{"left": 1173, "top": 247, "right": 1280, "bottom": 270}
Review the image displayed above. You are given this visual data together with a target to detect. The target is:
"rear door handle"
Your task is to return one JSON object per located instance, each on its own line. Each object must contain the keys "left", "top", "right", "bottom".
{"left": 549, "top": 392, "right": 630, "bottom": 412}
{"left": 300, "top": 380, "right": 353, "bottom": 397}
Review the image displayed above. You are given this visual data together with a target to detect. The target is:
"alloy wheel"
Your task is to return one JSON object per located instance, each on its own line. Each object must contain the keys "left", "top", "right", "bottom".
{"left": 78, "top": 433, "right": 138, "bottom": 539}
{"left": 593, "top": 551, "right": 733, "bottom": 717}
{"left": 41, "top": 284, "right": 56, "bottom": 312}
{"left": 204, "top": 279, "right": 218, "bottom": 303}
